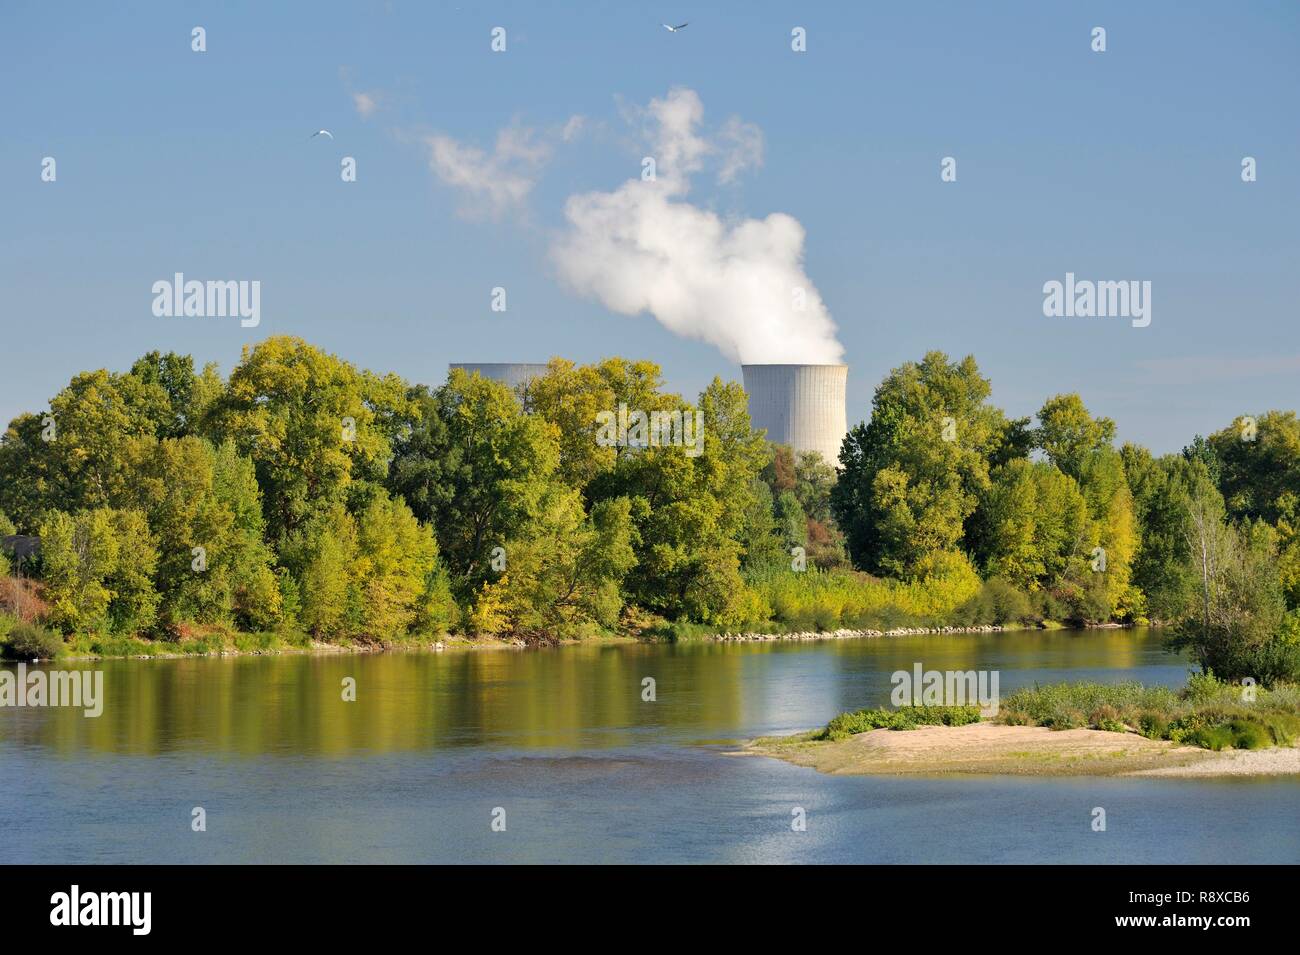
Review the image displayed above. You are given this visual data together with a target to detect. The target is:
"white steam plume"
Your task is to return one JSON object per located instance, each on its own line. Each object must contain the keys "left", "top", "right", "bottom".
{"left": 552, "top": 88, "right": 843, "bottom": 365}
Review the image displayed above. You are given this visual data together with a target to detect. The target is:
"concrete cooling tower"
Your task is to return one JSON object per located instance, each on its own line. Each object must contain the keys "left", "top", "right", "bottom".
{"left": 449, "top": 363, "right": 549, "bottom": 391}
{"left": 741, "top": 364, "right": 848, "bottom": 465}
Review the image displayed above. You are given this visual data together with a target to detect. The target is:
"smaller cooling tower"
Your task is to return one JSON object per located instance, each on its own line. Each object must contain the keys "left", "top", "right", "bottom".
{"left": 449, "top": 363, "right": 549, "bottom": 391}
{"left": 741, "top": 364, "right": 848, "bottom": 465}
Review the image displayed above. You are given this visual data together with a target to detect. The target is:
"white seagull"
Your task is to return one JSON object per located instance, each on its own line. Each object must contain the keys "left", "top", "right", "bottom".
{"left": 310, "top": 129, "right": 334, "bottom": 140}
{"left": 661, "top": 22, "right": 688, "bottom": 32}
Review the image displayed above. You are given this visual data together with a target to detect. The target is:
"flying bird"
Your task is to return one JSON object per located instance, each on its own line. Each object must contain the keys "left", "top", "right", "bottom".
{"left": 310, "top": 129, "right": 334, "bottom": 140}
{"left": 661, "top": 22, "right": 688, "bottom": 32}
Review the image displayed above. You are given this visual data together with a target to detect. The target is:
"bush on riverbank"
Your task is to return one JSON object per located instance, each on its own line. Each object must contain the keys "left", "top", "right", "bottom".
{"left": 997, "top": 674, "right": 1300, "bottom": 749}
{"left": 810, "top": 675, "right": 1300, "bottom": 751}
{"left": 56, "top": 624, "right": 423, "bottom": 658}
{"left": 818, "top": 704, "right": 983, "bottom": 740}
{"left": 746, "top": 557, "right": 1043, "bottom": 634}
{"left": 1, "top": 619, "right": 63, "bottom": 660}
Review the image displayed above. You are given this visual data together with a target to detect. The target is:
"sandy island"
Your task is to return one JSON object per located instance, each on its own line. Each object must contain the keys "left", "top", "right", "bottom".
{"left": 739, "top": 722, "right": 1300, "bottom": 778}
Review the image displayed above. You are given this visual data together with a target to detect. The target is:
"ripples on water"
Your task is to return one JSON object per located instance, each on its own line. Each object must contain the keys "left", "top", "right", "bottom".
{"left": 2, "top": 629, "right": 1297, "bottom": 863}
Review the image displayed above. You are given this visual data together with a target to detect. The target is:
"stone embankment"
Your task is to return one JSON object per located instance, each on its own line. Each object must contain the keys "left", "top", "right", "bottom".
{"left": 712, "top": 625, "right": 1006, "bottom": 643}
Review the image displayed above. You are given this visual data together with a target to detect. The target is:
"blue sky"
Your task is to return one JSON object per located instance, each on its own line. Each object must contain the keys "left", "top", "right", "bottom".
{"left": 2, "top": 0, "right": 1297, "bottom": 453}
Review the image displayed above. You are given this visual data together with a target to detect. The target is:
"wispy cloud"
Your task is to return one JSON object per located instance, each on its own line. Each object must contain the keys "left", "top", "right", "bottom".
{"left": 423, "top": 124, "right": 553, "bottom": 219}
{"left": 353, "top": 91, "right": 381, "bottom": 119}
{"left": 420, "top": 116, "right": 584, "bottom": 219}
{"left": 340, "top": 65, "right": 388, "bottom": 120}
{"left": 717, "top": 116, "right": 764, "bottom": 184}
{"left": 561, "top": 115, "right": 586, "bottom": 143}
{"left": 620, "top": 87, "right": 764, "bottom": 187}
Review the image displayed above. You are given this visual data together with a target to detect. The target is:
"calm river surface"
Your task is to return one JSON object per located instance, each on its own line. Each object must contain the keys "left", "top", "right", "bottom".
{"left": 2, "top": 628, "right": 1297, "bottom": 864}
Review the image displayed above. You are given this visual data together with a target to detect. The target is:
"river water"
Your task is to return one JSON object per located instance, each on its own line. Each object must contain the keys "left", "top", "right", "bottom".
{"left": 2, "top": 628, "right": 1297, "bottom": 863}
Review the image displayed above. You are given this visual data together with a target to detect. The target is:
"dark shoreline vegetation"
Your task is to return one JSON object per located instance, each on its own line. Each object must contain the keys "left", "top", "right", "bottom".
{"left": 811, "top": 674, "right": 1300, "bottom": 752}
{"left": 2, "top": 339, "right": 1298, "bottom": 688}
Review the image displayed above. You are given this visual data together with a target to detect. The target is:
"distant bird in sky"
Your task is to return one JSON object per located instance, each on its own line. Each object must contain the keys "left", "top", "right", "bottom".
{"left": 310, "top": 129, "right": 334, "bottom": 140}
{"left": 661, "top": 22, "right": 688, "bottom": 33}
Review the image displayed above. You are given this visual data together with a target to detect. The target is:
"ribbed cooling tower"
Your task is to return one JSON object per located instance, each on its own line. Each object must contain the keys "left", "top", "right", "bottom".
{"left": 449, "top": 363, "right": 549, "bottom": 391}
{"left": 741, "top": 364, "right": 848, "bottom": 465}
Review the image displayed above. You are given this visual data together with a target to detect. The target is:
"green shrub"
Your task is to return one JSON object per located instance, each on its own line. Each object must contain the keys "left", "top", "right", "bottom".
{"left": 1053, "top": 707, "right": 1088, "bottom": 730}
{"left": 1089, "top": 704, "right": 1128, "bottom": 733}
{"left": 962, "top": 578, "right": 1035, "bottom": 626}
{"left": 748, "top": 563, "right": 996, "bottom": 635}
{"left": 999, "top": 681, "right": 1180, "bottom": 730}
{"left": 3, "top": 622, "right": 64, "bottom": 660}
{"left": 1265, "top": 713, "right": 1300, "bottom": 746}
{"left": 1174, "top": 711, "right": 1295, "bottom": 749}
{"left": 1137, "top": 710, "right": 1169, "bottom": 740}
{"left": 1227, "top": 719, "right": 1272, "bottom": 750}
{"left": 1263, "top": 682, "right": 1300, "bottom": 712}
{"left": 646, "top": 619, "right": 739, "bottom": 642}
{"left": 811, "top": 602, "right": 840, "bottom": 632}
{"left": 820, "top": 708, "right": 896, "bottom": 739}
{"left": 997, "top": 674, "right": 1300, "bottom": 750}
{"left": 1183, "top": 724, "right": 1234, "bottom": 751}
{"left": 819, "top": 704, "right": 982, "bottom": 740}
{"left": 1185, "top": 669, "right": 1231, "bottom": 706}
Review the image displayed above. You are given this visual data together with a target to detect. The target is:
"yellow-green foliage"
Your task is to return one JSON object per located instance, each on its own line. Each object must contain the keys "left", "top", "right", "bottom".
{"left": 39, "top": 508, "right": 160, "bottom": 635}
{"left": 470, "top": 490, "right": 638, "bottom": 638}
{"left": 286, "top": 494, "right": 451, "bottom": 643}
{"left": 753, "top": 552, "right": 982, "bottom": 632}
{"left": 0, "top": 509, "right": 12, "bottom": 577}
{"left": 998, "top": 673, "right": 1300, "bottom": 750}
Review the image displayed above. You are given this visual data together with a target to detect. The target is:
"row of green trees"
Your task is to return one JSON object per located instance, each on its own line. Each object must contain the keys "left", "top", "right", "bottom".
{"left": 1, "top": 339, "right": 1296, "bottom": 680}
{"left": 827, "top": 352, "right": 1299, "bottom": 680}
{"left": 0, "top": 339, "right": 769, "bottom": 641}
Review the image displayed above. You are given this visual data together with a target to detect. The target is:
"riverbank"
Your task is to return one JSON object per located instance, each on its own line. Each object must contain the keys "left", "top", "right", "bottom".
{"left": 9, "top": 620, "right": 1082, "bottom": 661}
{"left": 708, "top": 623, "right": 1014, "bottom": 643}
{"left": 741, "top": 722, "right": 1300, "bottom": 778}
{"left": 42, "top": 632, "right": 639, "bottom": 662}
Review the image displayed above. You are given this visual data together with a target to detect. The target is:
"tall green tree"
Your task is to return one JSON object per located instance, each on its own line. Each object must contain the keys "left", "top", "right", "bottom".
{"left": 1122, "top": 445, "right": 1219, "bottom": 621}
{"left": 127, "top": 350, "right": 223, "bottom": 439}
{"left": 39, "top": 508, "right": 159, "bottom": 635}
{"left": 831, "top": 352, "right": 1019, "bottom": 578}
{"left": 1035, "top": 394, "right": 1117, "bottom": 479}
{"left": 281, "top": 493, "right": 450, "bottom": 642}
{"left": 1181, "top": 435, "right": 1222, "bottom": 486}
{"left": 204, "top": 337, "right": 392, "bottom": 543}
{"left": 971, "top": 459, "right": 1088, "bottom": 591}
{"left": 793, "top": 451, "right": 838, "bottom": 525}
{"left": 353, "top": 493, "right": 449, "bottom": 640}
{"left": 120, "top": 436, "right": 281, "bottom": 631}
{"left": 1036, "top": 395, "right": 1138, "bottom": 619}
{"left": 388, "top": 369, "right": 560, "bottom": 600}
{"left": 737, "top": 479, "right": 786, "bottom": 570}
{"left": 698, "top": 376, "right": 771, "bottom": 540}
{"left": 0, "top": 370, "right": 170, "bottom": 528}
{"left": 626, "top": 379, "right": 767, "bottom": 623}
{"left": 1206, "top": 411, "right": 1300, "bottom": 612}
{"left": 1166, "top": 481, "right": 1295, "bottom": 684}
{"left": 524, "top": 358, "right": 619, "bottom": 490}
{"left": 475, "top": 490, "right": 637, "bottom": 637}
{"left": 1208, "top": 410, "right": 1300, "bottom": 525}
